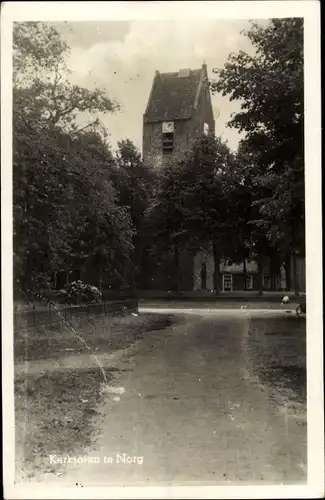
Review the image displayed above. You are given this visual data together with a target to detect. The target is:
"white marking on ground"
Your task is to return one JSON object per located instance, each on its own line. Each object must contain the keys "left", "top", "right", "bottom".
{"left": 139, "top": 307, "right": 292, "bottom": 317}
{"left": 102, "top": 386, "right": 125, "bottom": 395}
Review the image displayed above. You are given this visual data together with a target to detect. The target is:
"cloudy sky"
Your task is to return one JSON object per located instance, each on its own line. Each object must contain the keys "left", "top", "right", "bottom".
{"left": 55, "top": 20, "right": 261, "bottom": 153}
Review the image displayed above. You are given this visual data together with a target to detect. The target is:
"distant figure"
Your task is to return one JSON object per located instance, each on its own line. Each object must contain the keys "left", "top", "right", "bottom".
{"left": 281, "top": 295, "right": 290, "bottom": 307}
{"left": 296, "top": 302, "right": 306, "bottom": 317}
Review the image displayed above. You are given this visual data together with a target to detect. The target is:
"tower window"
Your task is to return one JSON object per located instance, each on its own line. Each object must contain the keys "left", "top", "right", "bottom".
{"left": 162, "top": 132, "right": 174, "bottom": 153}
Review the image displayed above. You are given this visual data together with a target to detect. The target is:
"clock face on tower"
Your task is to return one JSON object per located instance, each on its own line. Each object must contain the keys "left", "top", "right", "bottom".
{"left": 162, "top": 121, "right": 174, "bottom": 133}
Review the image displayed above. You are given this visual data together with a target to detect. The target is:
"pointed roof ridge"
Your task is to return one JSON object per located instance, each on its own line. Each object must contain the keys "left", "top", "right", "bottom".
{"left": 144, "top": 66, "right": 205, "bottom": 123}
{"left": 158, "top": 67, "right": 202, "bottom": 76}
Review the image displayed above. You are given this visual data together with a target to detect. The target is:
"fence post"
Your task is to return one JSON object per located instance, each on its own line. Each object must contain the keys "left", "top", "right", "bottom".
{"left": 104, "top": 301, "right": 106, "bottom": 316}
{"left": 64, "top": 304, "right": 67, "bottom": 322}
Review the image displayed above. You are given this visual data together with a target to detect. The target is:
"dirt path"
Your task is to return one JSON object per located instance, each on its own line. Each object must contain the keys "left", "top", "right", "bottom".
{"left": 47, "top": 312, "right": 306, "bottom": 486}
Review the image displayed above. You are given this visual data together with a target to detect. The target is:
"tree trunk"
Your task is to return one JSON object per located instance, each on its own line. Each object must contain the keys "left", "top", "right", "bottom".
{"left": 200, "top": 262, "right": 207, "bottom": 291}
{"left": 212, "top": 242, "right": 220, "bottom": 295}
{"left": 140, "top": 247, "right": 150, "bottom": 289}
{"left": 98, "top": 270, "right": 103, "bottom": 293}
{"left": 270, "top": 255, "right": 275, "bottom": 290}
{"left": 174, "top": 245, "right": 180, "bottom": 292}
{"left": 256, "top": 255, "right": 264, "bottom": 295}
{"left": 129, "top": 255, "right": 136, "bottom": 294}
{"left": 284, "top": 253, "right": 292, "bottom": 291}
{"left": 243, "top": 259, "right": 247, "bottom": 291}
{"left": 95, "top": 257, "right": 102, "bottom": 292}
{"left": 133, "top": 234, "right": 142, "bottom": 291}
{"left": 292, "top": 254, "right": 300, "bottom": 296}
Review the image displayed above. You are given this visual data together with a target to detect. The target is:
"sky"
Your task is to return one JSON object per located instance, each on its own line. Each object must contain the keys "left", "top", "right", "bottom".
{"left": 54, "top": 20, "right": 259, "bottom": 154}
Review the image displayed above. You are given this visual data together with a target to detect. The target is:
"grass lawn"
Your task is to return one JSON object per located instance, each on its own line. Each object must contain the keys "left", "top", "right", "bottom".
{"left": 14, "top": 313, "right": 181, "bottom": 481}
{"left": 14, "top": 313, "right": 178, "bottom": 362}
{"left": 243, "top": 315, "right": 306, "bottom": 416}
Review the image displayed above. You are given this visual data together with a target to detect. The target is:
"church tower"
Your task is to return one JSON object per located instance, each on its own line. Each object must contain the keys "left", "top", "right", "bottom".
{"left": 142, "top": 64, "right": 215, "bottom": 169}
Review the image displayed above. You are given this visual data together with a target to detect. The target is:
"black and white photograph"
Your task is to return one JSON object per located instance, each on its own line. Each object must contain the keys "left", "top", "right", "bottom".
{"left": 1, "top": 1, "right": 323, "bottom": 498}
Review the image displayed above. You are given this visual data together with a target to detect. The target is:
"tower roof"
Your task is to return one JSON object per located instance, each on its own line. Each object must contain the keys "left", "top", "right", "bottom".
{"left": 144, "top": 65, "right": 207, "bottom": 123}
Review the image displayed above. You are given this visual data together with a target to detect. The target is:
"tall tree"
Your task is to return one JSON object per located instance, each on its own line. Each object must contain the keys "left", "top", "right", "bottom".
{"left": 64, "top": 131, "right": 134, "bottom": 290}
{"left": 144, "top": 161, "right": 191, "bottom": 291}
{"left": 212, "top": 18, "right": 304, "bottom": 292}
{"left": 13, "top": 22, "right": 132, "bottom": 295}
{"left": 13, "top": 22, "right": 119, "bottom": 133}
{"left": 181, "top": 136, "right": 236, "bottom": 294}
{"left": 112, "top": 139, "right": 154, "bottom": 291}
{"left": 148, "top": 135, "right": 237, "bottom": 294}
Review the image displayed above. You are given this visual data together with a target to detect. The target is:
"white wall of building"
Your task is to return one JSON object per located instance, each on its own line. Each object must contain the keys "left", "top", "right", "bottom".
{"left": 193, "top": 250, "right": 288, "bottom": 291}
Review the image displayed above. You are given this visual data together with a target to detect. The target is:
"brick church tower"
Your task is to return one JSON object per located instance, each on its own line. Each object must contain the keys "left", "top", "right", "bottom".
{"left": 143, "top": 64, "right": 215, "bottom": 169}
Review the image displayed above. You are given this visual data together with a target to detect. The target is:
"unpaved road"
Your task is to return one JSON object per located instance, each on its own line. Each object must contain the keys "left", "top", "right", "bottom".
{"left": 46, "top": 309, "right": 307, "bottom": 486}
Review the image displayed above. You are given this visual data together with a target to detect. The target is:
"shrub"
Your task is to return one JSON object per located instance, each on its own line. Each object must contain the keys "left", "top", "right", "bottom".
{"left": 59, "top": 281, "right": 102, "bottom": 305}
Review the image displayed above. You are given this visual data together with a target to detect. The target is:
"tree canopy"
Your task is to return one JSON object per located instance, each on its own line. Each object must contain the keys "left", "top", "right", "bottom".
{"left": 13, "top": 22, "right": 135, "bottom": 294}
{"left": 212, "top": 18, "right": 305, "bottom": 283}
{"left": 13, "top": 19, "right": 305, "bottom": 297}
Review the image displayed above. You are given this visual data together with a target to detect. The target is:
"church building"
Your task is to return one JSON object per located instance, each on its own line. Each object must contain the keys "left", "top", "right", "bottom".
{"left": 143, "top": 64, "right": 215, "bottom": 169}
